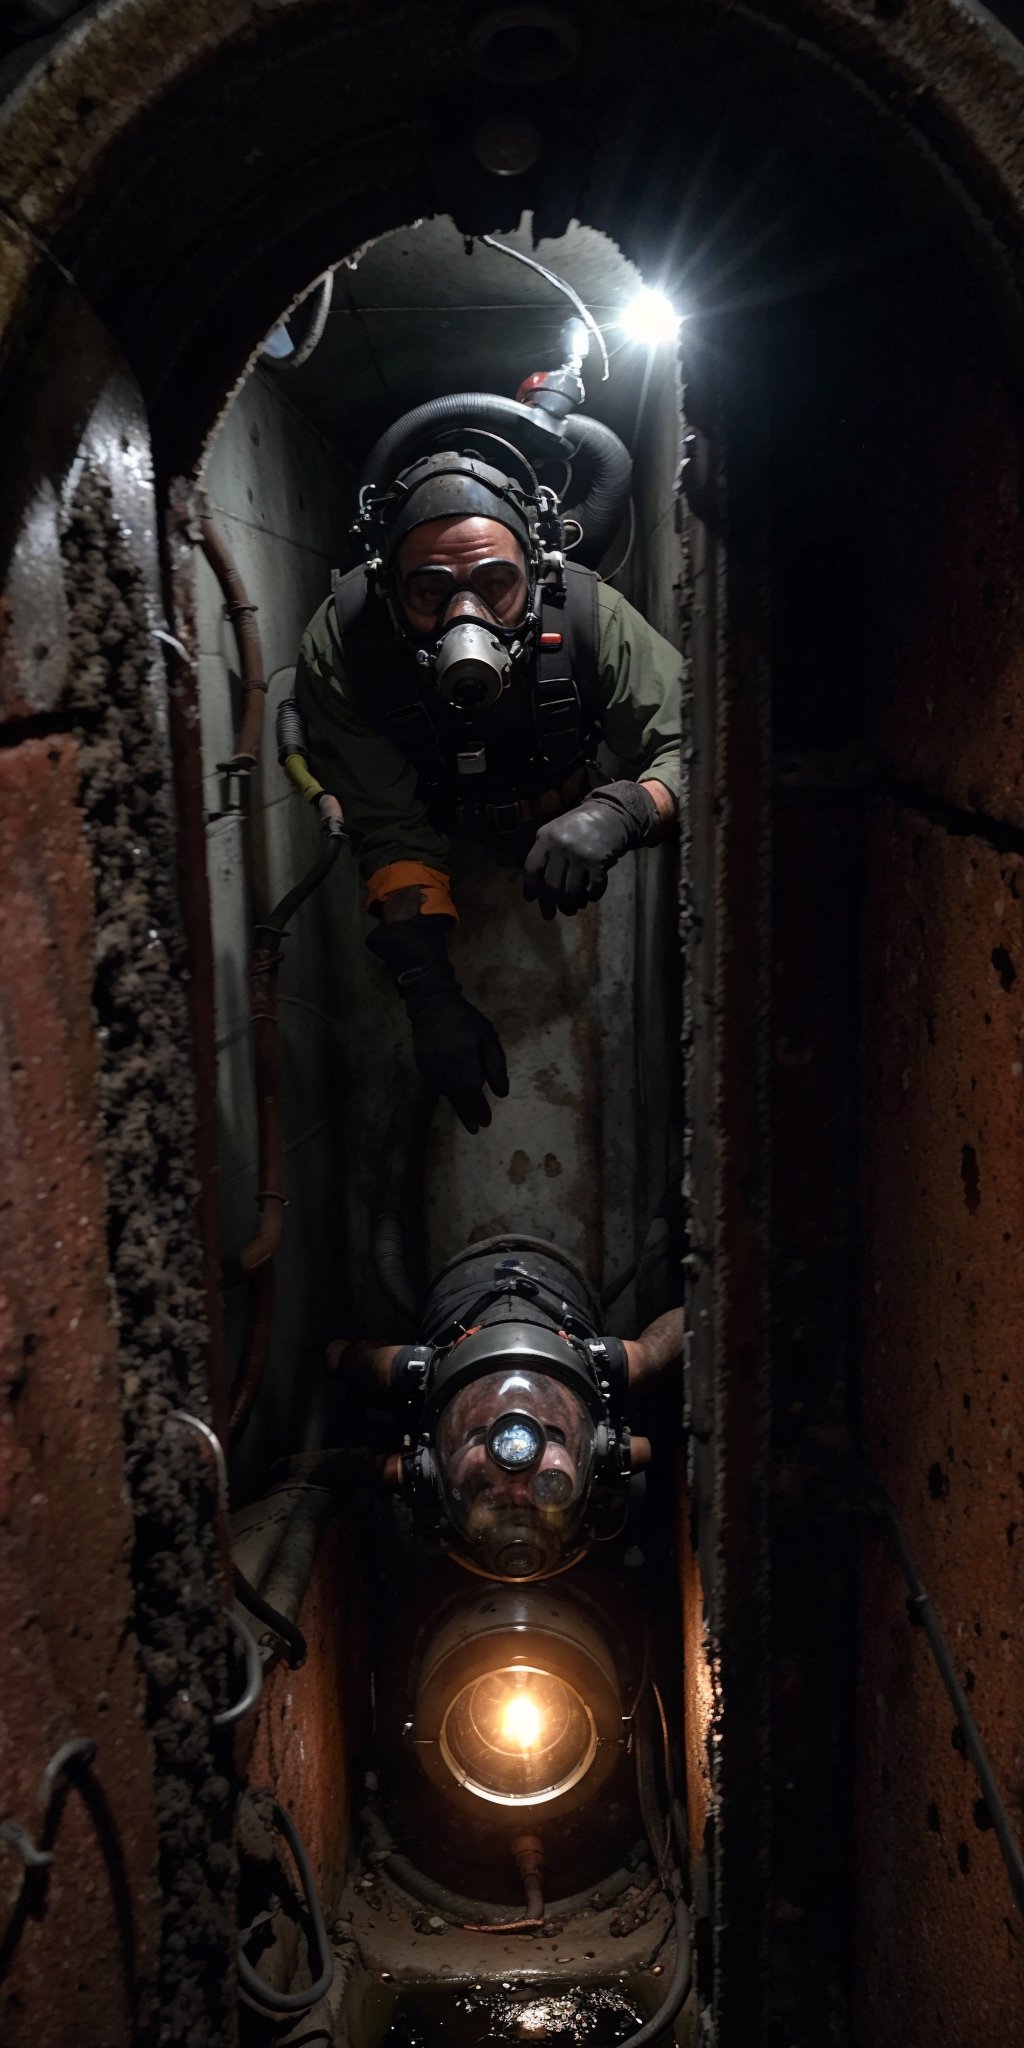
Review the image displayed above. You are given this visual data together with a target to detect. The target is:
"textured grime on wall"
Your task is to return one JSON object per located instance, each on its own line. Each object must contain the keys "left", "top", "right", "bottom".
{"left": 59, "top": 469, "right": 237, "bottom": 2047}
{"left": 0, "top": 737, "right": 159, "bottom": 2047}
{"left": 243, "top": 1521, "right": 363, "bottom": 1915}
{"left": 859, "top": 803, "right": 1024, "bottom": 2045}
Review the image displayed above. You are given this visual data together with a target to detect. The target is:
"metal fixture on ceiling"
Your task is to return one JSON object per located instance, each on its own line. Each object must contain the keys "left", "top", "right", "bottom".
{"left": 472, "top": 112, "right": 545, "bottom": 177}
{"left": 465, "top": 5, "right": 581, "bottom": 83}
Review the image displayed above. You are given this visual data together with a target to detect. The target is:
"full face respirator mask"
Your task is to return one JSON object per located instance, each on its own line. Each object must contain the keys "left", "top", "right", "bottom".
{"left": 393, "top": 1321, "right": 632, "bottom": 1582}
{"left": 352, "top": 451, "right": 566, "bottom": 717}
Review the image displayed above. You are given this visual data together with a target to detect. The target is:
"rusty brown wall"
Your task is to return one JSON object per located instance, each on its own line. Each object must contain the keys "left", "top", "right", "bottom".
{"left": 855, "top": 256, "right": 1024, "bottom": 2041}
{"left": 0, "top": 737, "right": 159, "bottom": 2044}
{"left": 245, "top": 1523, "right": 364, "bottom": 1914}
{"left": 0, "top": 282, "right": 235, "bottom": 2048}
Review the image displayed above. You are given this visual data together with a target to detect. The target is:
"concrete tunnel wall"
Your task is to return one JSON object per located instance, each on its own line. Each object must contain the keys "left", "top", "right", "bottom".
{"left": 751, "top": 233, "right": 1024, "bottom": 2042}
{"left": 0, "top": 321, "right": 235, "bottom": 2048}
{"left": 196, "top": 368, "right": 361, "bottom": 1491}
{"left": 852, "top": 253, "right": 1024, "bottom": 2043}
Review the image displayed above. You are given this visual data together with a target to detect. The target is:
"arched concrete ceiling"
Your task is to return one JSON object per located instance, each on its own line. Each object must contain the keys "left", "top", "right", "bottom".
{"left": 262, "top": 215, "right": 654, "bottom": 469}
{"left": 1, "top": 0, "right": 1023, "bottom": 478}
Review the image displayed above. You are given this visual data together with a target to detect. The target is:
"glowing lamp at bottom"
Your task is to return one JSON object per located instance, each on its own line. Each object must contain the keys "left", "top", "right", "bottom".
{"left": 410, "top": 1589, "right": 623, "bottom": 1815}
{"left": 441, "top": 1664, "right": 597, "bottom": 1807}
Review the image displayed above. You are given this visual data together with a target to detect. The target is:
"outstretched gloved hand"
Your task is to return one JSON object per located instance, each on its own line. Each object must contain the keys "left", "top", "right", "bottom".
{"left": 368, "top": 915, "right": 509, "bottom": 1134}
{"left": 523, "top": 779, "right": 661, "bottom": 919}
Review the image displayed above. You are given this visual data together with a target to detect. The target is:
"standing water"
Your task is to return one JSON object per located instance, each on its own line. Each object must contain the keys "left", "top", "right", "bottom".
{"left": 383, "top": 1986, "right": 646, "bottom": 2047}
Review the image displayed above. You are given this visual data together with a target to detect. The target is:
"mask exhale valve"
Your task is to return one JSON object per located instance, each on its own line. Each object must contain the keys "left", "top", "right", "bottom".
{"left": 428, "top": 619, "right": 512, "bottom": 711}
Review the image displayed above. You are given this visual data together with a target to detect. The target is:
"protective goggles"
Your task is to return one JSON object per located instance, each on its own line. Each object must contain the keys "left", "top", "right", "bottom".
{"left": 399, "top": 557, "right": 527, "bottom": 622}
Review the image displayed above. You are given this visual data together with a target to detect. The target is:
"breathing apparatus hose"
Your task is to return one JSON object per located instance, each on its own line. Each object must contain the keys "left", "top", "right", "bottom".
{"left": 359, "top": 393, "right": 632, "bottom": 570}
{"left": 559, "top": 413, "right": 634, "bottom": 569}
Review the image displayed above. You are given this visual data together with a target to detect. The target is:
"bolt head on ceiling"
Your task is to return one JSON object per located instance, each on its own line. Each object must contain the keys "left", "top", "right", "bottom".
{"left": 472, "top": 113, "right": 545, "bottom": 176}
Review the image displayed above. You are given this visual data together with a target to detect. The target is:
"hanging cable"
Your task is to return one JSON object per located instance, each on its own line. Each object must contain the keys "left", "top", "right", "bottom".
{"left": 237, "top": 1799, "right": 334, "bottom": 2017}
{"left": 171, "top": 1409, "right": 229, "bottom": 1516}
{"left": 214, "top": 1610, "right": 264, "bottom": 1729}
{"left": 871, "top": 1487, "right": 1024, "bottom": 1919}
{"left": 479, "top": 234, "right": 610, "bottom": 380}
{"left": 233, "top": 1565, "right": 308, "bottom": 1670}
{"left": 621, "top": 1688, "right": 692, "bottom": 2046}
{"left": 618, "top": 1897, "right": 691, "bottom": 2047}
{"left": 260, "top": 273, "right": 334, "bottom": 371}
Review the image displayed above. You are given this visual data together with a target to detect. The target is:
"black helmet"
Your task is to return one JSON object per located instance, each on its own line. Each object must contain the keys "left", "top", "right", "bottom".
{"left": 356, "top": 450, "right": 539, "bottom": 567}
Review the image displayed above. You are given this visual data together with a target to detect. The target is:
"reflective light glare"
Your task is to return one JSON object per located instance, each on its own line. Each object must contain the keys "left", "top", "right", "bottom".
{"left": 500, "top": 1687, "right": 542, "bottom": 1749}
{"left": 620, "top": 286, "right": 681, "bottom": 347}
{"left": 440, "top": 1663, "right": 597, "bottom": 1806}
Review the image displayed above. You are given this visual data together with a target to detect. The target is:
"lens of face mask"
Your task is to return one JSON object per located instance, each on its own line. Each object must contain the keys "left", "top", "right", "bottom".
{"left": 533, "top": 1466, "right": 574, "bottom": 1507}
{"left": 402, "top": 557, "right": 525, "bottom": 622}
{"left": 436, "top": 1369, "right": 596, "bottom": 1578}
{"left": 488, "top": 1412, "right": 544, "bottom": 1470}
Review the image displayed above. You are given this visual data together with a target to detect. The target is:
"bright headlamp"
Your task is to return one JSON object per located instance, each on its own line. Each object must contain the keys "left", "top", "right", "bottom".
{"left": 411, "top": 1587, "right": 623, "bottom": 1815}
{"left": 441, "top": 1665, "right": 596, "bottom": 1808}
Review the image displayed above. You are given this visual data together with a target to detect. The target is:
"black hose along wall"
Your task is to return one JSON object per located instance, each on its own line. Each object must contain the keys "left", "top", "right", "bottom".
{"left": 60, "top": 472, "right": 236, "bottom": 2047}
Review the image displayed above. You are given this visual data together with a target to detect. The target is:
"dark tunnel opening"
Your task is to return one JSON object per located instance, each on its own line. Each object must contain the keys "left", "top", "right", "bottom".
{"left": 4, "top": 5, "right": 1024, "bottom": 2047}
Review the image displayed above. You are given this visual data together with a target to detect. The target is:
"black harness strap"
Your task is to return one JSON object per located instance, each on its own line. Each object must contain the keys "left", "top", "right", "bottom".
{"left": 533, "top": 563, "right": 600, "bottom": 772}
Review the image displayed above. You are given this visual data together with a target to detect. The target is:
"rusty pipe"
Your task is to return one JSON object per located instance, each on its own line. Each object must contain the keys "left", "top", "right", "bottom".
{"left": 198, "top": 511, "right": 266, "bottom": 766}
{"left": 512, "top": 1831, "right": 544, "bottom": 1922}
{"left": 198, "top": 509, "right": 279, "bottom": 1294}
{"left": 230, "top": 1261, "right": 275, "bottom": 1441}
{"left": 238, "top": 933, "right": 286, "bottom": 1279}
{"left": 463, "top": 1832, "right": 545, "bottom": 1934}
{"left": 224, "top": 925, "right": 285, "bottom": 1442}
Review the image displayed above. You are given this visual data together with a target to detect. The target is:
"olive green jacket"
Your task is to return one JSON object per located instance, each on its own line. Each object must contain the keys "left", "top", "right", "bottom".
{"left": 294, "top": 580, "right": 682, "bottom": 893}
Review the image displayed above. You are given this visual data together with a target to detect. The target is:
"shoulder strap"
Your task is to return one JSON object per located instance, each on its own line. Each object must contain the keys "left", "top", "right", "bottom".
{"left": 532, "top": 562, "right": 601, "bottom": 771}
{"left": 333, "top": 567, "right": 446, "bottom": 784}
{"left": 563, "top": 561, "right": 601, "bottom": 723}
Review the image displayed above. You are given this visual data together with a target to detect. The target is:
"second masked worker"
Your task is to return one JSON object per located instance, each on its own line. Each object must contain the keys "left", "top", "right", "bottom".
{"left": 294, "top": 449, "right": 681, "bottom": 1133}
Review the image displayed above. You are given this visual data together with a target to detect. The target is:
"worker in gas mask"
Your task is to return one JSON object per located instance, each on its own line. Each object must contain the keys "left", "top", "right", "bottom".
{"left": 327, "top": 1237, "right": 684, "bottom": 1582}
{"left": 293, "top": 450, "right": 681, "bottom": 1133}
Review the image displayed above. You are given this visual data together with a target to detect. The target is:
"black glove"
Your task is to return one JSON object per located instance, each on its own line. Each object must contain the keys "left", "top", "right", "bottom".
{"left": 523, "top": 780, "right": 661, "bottom": 920}
{"left": 367, "top": 915, "right": 509, "bottom": 1134}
